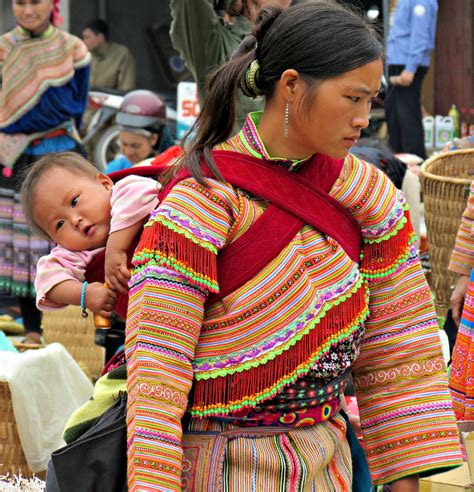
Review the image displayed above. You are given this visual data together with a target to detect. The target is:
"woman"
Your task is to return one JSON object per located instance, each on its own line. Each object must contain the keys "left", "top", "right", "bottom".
{"left": 62, "top": 3, "right": 461, "bottom": 491}
{"left": 449, "top": 182, "right": 474, "bottom": 419}
{"left": 123, "top": 3, "right": 462, "bottom": 490}
{"left": 0, "top": 0, "right": 90, "bottom": 343}
{"left": 104, "top": 90, "right": 176, "bottom": 174}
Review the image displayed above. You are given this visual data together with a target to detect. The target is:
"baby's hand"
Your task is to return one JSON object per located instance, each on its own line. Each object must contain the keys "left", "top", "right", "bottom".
{"left": 85, "top": 282, "right": 117, "bottom": 318}
{"left": 105, "top": 249, "right": 131, "bottom": 294}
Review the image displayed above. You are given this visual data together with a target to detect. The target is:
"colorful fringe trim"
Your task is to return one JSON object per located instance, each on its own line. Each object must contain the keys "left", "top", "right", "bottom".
{"left": 190, "top": 284, "right": 369, "bottom": 417}
{"left": 133, "top": 220, "right": 219, "bottom": 293}
{"left": 360, "top": 209, "right": 416, "bottom": 279}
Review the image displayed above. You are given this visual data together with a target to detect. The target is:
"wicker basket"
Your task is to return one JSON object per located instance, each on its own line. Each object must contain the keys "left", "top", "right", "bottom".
{"left": 0, "top": 382, "right": 46, "bottom": 479}
{"left": 42, "top": 306, "right": 105, "bottom": 380}
{"left": 420, "top": 149, "right": 474, "bottom": 316}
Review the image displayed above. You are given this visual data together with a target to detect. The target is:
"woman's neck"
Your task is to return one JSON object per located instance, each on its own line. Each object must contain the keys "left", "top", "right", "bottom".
{"left": 19, "top": 21, "right": 51, "bottom": 37}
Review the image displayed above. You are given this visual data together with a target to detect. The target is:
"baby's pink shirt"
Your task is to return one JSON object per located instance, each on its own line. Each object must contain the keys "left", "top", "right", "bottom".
{"left": 35, "top": 175, "right": 160, "bottom": 310}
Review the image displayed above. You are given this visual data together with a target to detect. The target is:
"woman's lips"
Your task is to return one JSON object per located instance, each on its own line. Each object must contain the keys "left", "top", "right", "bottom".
{"left": 343, "top": 137, "right": 358, "bottom": 148}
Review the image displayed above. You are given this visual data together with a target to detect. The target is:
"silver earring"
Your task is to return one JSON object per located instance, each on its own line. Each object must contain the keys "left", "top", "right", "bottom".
{"left": 284, "top": 101, "right": 289, "bottom": 138}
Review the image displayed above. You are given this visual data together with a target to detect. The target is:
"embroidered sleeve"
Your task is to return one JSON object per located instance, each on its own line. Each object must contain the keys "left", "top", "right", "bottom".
{"left": 126, "top": 178, "right": 238, "bottom": 491}
{"left": 333, "top": 155, "right": 462, "bottom": 484}
{"left": 449, "top": 182, "right": 474, "bottom": 275}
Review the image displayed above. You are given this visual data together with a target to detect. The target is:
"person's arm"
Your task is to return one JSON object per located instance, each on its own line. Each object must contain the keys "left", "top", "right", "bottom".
{"left": 47, "top": 279, "right": 116, "bottom": 318}
{"left": 401, "top": 0, "right": 436, "bottom": 84}
{"left": 104, "top": 176, "right": 161, "bottom": 292}
{"left": 331, "top": 156, "right": 462, "bottom": 486}
{"left": 116, "top": 48, "right": 136, "bottom": 91}
{"left": 170, "top": 0, "right": 235, "bottom": 93}
{"left": 449, "top": 187, "right": 474, "bottom": 276}
{"left": 449, "top": 186, "right": 474, "bottom": 324}
{"left": 104, "top": 221, "right": 144, "bottom": 293}
{"left": 126, "top": 178, "right": 234, "bottom": 490}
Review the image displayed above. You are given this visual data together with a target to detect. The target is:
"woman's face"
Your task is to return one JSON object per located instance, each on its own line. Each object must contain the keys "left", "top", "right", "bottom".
{"left": 119, "top": 130, "right": 157, "bottom": 164}
{"left": 288, "top": 59, "right": 383, "bottom": 159}
{"left": 13, "top": 0, "right": 53, "bottom": 34}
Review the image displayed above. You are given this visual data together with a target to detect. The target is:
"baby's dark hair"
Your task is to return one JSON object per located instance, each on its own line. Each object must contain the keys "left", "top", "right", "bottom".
{"left": 20, "top": 152, "right": 100, "bottom": 239}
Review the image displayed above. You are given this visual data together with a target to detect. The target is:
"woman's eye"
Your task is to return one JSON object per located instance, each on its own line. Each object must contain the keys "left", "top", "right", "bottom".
{"left": 71, "top": 196, "right": 78, "bottom": 207}
{"left": 56, "top": 220, "right": 64, "bottom": 231}
{"left": 349, "top": 96, "right": 361, "bottom": 103}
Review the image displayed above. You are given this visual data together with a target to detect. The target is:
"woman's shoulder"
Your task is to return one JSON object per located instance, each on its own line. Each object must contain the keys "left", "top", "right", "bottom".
{"left": 163, "top": 176, "right": 240, "bottom": 216}
{"left": 55, "top": 29, "right": 90, "bottom": 65}
{"left": 331, "top": 152, "right": 405, "bottom": 237}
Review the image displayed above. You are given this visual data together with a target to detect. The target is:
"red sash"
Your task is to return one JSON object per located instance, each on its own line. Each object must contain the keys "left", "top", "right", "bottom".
{"left": 86, "top": 152, "right": 361, "bottom": 315}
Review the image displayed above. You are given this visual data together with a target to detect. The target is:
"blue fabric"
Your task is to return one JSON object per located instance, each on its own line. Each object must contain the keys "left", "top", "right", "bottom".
{"left": 23, "top": 134, "right": 78, "bottom": 155}
{"left": 1, "top": 65, "right": 90, "bottom": 134}
{"left": 386, "top": 0, "right": 438, "bottom": 73}
{"left": 341, "top": 411, "right": 373, "bottom": 492}
{"left": 104, "top": 155, "right": 132, "bottom": 175}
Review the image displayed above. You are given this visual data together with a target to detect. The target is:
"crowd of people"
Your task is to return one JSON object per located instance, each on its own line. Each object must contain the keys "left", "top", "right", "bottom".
{"left": 0, "top": 0, "right": 472, "bottom": 491}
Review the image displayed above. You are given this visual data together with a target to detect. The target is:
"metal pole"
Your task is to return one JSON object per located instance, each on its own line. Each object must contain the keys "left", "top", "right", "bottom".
{"left": 383, "top": 0, "right": 390, "bottom": 79}
{"left": 99, "top": 0, "right": 107, "bottom": 20}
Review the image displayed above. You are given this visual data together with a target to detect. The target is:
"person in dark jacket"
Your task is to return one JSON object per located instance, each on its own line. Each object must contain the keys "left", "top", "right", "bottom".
{"left": 170, "top": 0, "right": 291, "bottom": 130}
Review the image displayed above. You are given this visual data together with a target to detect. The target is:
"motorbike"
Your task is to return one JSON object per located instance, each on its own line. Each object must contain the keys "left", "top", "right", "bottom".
{"left": 82, "top": 88, "right": 178, "bottom": 170}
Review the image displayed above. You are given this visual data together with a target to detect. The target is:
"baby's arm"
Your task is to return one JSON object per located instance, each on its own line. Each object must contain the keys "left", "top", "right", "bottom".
{"left": 47, "top": 280, "right": 117, "bottom": 318}
{"left": 36, "top": 246, "right": 116, "bottom": 316}
{"left": 105, "top": 221, "right": 145, "bottom": 293}
{"left": 105, "top": 175, "right": 161, "bottom": 293}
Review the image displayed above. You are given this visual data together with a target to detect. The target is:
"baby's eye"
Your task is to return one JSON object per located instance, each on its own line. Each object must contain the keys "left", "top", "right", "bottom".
{"left": 71, "top": 196, "right": 78, "bottom": 207}
{"left": 348, "top": 96, "right": 361, "bottom": 103}
{"left": 56, "top": 220, "right": 64, "bottom": 231}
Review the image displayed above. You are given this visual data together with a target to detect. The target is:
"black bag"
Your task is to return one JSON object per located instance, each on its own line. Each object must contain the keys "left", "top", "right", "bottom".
{"left": 46, "top": 393, "right": 127, "bottom": 492}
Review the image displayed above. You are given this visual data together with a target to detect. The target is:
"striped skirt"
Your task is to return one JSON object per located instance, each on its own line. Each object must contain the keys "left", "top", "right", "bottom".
{"left": 184, "top": 414, "right": 352, "bottom": 492}
{"left": 450, "top": 268, "right": 474, "bottom": 419}
{"left": 0, "top": 182, "right": 52, "bottom": 298}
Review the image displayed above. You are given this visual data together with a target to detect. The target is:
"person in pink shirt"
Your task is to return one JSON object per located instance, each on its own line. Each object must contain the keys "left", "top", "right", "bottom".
{"left": 19, "top": 151, "right": 160, "bottom": 317}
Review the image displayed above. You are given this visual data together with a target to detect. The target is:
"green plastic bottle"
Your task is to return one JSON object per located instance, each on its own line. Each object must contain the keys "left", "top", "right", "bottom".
{"left": 448, "top": 104, "right": 460, "bottom": 138}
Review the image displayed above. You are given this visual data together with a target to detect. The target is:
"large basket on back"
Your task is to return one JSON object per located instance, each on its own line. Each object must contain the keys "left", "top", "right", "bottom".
{"left": 420, "top": 149, "right": 474, "bottom": 316}
{"left": 42, "top": 306, "right": 105, "bottom": 380}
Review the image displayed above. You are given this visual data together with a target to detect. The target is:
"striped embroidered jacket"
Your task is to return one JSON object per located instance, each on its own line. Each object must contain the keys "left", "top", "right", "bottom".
{"left": 449, "top": 182, "right": 474, "bottom": 275}
{"left": 126, "top": 112, "right": 462, "bottom": 490}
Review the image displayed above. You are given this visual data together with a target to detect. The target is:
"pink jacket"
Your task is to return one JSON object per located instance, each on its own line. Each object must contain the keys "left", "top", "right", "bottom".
{"left": 35, "top": 175, "right": 160, "bottom": 310}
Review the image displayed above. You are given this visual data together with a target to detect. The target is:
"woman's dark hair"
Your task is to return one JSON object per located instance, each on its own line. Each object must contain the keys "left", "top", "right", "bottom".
{"left": 180, "top": 1, "right": 383, "bottom": 184}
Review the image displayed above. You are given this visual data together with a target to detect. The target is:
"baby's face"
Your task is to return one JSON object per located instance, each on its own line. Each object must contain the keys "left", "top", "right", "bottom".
{"left": 33, "top": 167, "right": 113, "bottom": 251}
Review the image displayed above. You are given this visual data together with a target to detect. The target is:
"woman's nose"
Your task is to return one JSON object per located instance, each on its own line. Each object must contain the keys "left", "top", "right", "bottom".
{"left": 353, "top": 107, "right": 370, "bottom": 130}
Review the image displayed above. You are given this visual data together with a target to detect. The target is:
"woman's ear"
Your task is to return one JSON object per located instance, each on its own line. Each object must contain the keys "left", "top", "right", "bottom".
{"left": 96, "top": 173, "right": 114, "bottom": 191}
{"left": 150, "top": 134, "right": 159, "bottom": 147}
{"left": 276, "top": 68, "right": 304, "bottom": 104}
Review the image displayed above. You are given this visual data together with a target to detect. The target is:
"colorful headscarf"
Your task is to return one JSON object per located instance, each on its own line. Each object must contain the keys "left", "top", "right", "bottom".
{"left": 50, "top": 0, "right": 63, "bottom": 27}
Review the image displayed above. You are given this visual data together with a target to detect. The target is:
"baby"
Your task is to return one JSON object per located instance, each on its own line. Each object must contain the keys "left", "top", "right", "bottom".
{"left": 20, "top": 152, "right": 161, "bottom": 318}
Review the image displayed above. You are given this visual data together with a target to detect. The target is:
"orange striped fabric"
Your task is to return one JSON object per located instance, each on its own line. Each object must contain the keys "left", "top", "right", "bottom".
{"left": 125, "top": 112, "right": 462, "bottom": 490}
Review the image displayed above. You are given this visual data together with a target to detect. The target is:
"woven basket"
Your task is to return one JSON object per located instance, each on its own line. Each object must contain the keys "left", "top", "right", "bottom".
{"left": 0, "top": 382, "right": 46, "bottom": 479}
{"left": 420, "top": 149, "right": 474, "bottom": 316}
{"left": 42, "top": 306, "right": 105, "bottom": 380}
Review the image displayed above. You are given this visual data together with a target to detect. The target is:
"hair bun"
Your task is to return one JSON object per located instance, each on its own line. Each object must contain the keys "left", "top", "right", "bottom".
{"left": 253, "top": 5, "right": 284, "bottom": 47}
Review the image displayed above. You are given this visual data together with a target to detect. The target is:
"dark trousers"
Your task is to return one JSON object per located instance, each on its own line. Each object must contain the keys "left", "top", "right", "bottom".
{"left": 385, "top": 65, "right": 428, "bottom": 159}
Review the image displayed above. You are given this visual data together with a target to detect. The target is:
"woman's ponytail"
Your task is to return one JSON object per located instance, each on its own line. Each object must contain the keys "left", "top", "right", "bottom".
{"left": 179, "top": 6, "right": 285, "bottom": 184}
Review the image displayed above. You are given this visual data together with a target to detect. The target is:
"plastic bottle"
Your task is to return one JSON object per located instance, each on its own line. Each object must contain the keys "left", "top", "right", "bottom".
{"left": 423, "top": 116, "right": 435, "bottom": 148}
{"left": 460, "top": 107, "right": 469, "bottom": 137}
{"left": 448, "top": 104, "right": 460, "bottom": 138}
{"left": 435, "top": 115, "right": 454, "bottom": 148}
